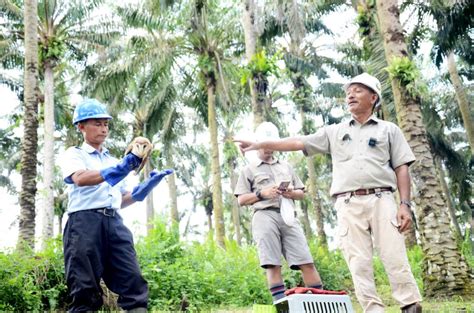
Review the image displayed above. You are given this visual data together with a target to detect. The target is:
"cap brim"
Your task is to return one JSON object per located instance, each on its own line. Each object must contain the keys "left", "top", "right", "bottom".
{"left": 74, "top": 114, "right": 112, "bottom": 124}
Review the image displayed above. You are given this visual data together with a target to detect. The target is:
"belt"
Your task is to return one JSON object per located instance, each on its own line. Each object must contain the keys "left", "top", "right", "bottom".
{"left": 334, "top": 187, "right": 392, "bottom": 198}
{"left": 69, "top": 208, "right": 117, "bottom": 217}
{"left": 94, "top": 208, "right": 117, "bottom": 217}
{"left": 92, "top": 208, "right": 117, "bottom": 217}
{"left": 262, "top": 207, "right": 280, "bottom": 213}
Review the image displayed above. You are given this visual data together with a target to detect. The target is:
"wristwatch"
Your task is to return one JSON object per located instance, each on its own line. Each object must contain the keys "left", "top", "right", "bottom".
{"left": 400, "top": 200, "right": 411, "bottom": 208}
{"left": 255, "top": 189, "right": 264, "bottom": 200}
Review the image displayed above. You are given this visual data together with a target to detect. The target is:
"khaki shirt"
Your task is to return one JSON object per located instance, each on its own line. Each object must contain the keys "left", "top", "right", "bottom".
{"left": 234, "top": 158, "right": 305, "bottom": 211}
{"left": 299, "top": 115, "right": 415, "bottom": 196}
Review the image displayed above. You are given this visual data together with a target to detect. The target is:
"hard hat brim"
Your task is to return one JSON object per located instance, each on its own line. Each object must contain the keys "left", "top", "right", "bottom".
{"left": 343, "top": 80, "right": 376, "bottom": 93}
{"left": 343, "top": 80, "right": 382, "bottom": 106}
{"left": 74, "top": 114, "right": 112, "bottom": 124}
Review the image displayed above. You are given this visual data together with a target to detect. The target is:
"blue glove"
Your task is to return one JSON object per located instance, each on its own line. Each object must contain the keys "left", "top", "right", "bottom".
{"left": 131, "top": 169, "right": 174, "bottom": 201}
{"left": 100, "top": 153, "right": 142, "bottom": 186}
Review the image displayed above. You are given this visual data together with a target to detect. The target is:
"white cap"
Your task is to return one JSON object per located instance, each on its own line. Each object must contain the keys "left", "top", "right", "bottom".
{"left": 343, "top": 73, "right": 382, "bottom": 107}
{"left": 255, "top": 122, "right": 280, "bottom": 142}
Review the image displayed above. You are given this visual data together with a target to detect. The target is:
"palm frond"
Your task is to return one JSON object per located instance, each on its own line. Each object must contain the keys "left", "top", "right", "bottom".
{"left": 0, "top": 0, "right": 22, "bottom": 21}
{"left": 431, "top": 1, "right": 474, "bottom": 66}
{"left": 317, "top": 82, "right": 344, "bottom": 99}
{"left": 116, "top": 4, "right": 163, "bottom": 30}
{"left": 307, "top": 0, "right": 347, "bottom": 15}
{"left": 0, "top": 72, "right": 22, "bottom": 96}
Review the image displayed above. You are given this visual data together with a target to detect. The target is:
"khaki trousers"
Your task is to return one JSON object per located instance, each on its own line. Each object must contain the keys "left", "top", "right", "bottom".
{"left": 335, "top": 191, "right": 421, "bottom": 313}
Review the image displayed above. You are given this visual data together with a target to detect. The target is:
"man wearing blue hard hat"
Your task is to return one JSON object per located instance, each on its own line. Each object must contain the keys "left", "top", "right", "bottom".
{"left": 59, "top": 98, "right": 173, "bottom": 312}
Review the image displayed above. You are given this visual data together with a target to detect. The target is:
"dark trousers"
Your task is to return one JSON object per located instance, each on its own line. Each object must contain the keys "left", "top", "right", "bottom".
{"left": 63, "top": 210, "right": 148, "bottom": 312}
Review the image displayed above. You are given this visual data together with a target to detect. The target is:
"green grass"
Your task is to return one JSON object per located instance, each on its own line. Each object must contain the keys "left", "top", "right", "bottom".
{"left": 212, "top": 300, "right": 474, "bottom": 313}
{"left": 350, "top": 299, "right": 473, "bottom": 313}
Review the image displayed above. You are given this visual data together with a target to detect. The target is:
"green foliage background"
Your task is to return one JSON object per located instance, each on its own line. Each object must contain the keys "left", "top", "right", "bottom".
{"left": 1, "top": 219, "right": 471, "bottom": 311}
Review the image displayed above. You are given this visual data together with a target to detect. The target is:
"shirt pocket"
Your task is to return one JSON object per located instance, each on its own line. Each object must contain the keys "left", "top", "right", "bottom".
{"left": 254, "top": 173, "right": 271, "bottom": 190}
{"left": 332, "top": 133, "right": 352, "bottom": 162}
{"left": 273, "top": 168, "right": 292, "bottom": 186}
{"left": 365, "top": 130, "right": 390, "bottom": 164}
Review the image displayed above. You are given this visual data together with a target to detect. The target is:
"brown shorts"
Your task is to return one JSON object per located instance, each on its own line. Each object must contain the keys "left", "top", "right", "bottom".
{"left": 252, "top": 209, "right": 314, "bottom": 269}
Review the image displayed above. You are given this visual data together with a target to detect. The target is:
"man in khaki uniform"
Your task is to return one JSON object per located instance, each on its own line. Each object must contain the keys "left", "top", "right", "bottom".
{"left": 235, "top": 74, "right": 422, "bottom": 313}
{"left": 234, "top": 122, "right": 323, "bottom": 303}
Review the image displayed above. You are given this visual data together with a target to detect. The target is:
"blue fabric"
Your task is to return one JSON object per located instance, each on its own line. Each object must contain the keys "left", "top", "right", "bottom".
{"left": 63, "top": 210, "right": 148, "bottom": 311}
{"left": 132, "top": 169, "right": 174, "bottom": 201}
{"left": 100, "top": 153, "right": 142, "bottom": 186}
{"left": 60, "top": 143, "right": 128, "bottom": 213}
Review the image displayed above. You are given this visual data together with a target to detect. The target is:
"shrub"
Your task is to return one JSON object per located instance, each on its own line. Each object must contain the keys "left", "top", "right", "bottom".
{"left": 136, "top": 219, "right": 269, "bottom": 311}
{"left": 0, "top": 238, "right": 66, "bottom": 311}
{"left": 5, "top": 219, "right": 467, "bottom": 311}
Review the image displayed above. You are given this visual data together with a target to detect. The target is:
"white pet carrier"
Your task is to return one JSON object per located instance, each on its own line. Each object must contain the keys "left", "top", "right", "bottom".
{"left": 274, "top": 293, "right": 354, "bottom": 313}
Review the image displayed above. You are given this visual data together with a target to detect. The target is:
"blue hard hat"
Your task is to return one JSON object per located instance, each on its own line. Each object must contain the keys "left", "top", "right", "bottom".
{"left": 73, "top": 99, "right": 112, "bottom": 124}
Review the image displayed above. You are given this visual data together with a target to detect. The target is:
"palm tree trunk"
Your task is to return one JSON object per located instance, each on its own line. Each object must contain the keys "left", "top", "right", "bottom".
{"left": 447, "top": 51, "right": 474, "bottom": 156}
{"left": 434, "top": 157, "right": 462, "bottom": 239}
{"left": 41, "top": 62, "right": 55, "bottom": 250}
{"left": 18, "top": 0, "right": 39, "bottom": 251}
{"left": 253, "top": 74, "right": 270, "bottom": 129}
{"left": 284, "top": 0, "right": 327, "bottom": 245}
{"left": 396, "top": 186, "right": 418, "bottom": 247}
{"left": 376, "top": 0, "right": 473, "bottom": 297}
{"left": 353, "top": 0, "right": 398, "bottom": 124}
{"left": 466, "top": 201, "right": 474, "bottom": 253}
{"left": 207, "top": 213, "right": 213, "bottom": 232}
{"left": 242, "top": 0, "right": 265, "bottom": 128}
{"left": 58, "top": 213, "right": 63, "bottom": 236}
{"left": 144, "top": 160, "right": 154, "bottom": 233}
{"left": 300, "top": 200, "right": 313, "bottom": 239}
{"left": 306, "top": 157, "right": 327, "bottom": 246}
{"left": 404, "top": 219, "right": 418, "bottom": 248}
{"left": 229, "top": 166, "right": 242, "bottom": 245}
{"left": 242, "top": 0, "right": 257, "bottom": 61}
{"left": 207, "top": 80, "right": 225, "bottom": 248}
{"left": 166, "top": 149, "right": 179, "bottom": 230}
{"left": 293, "top": 91, "right": 327, "bottom": 246}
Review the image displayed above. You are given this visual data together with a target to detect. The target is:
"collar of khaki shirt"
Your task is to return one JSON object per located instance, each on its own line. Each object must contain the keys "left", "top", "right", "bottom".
{"left": 348, "top": 114, "right": 380, "bottom": 126}
{"left": 251, "top": 158, "right": 280, "bottom": 167}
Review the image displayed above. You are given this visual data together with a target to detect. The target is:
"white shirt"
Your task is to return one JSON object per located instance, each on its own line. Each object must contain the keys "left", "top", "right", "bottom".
{"left": 59, "top": 142, "right": 127, "bottom": 213}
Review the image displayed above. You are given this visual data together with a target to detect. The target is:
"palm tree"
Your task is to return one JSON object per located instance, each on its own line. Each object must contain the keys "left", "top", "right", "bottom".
{"left": 0, "top": 124, "right": 22, "bottom": 195}
{"left": 18, "top": 0, "right": 40, "bottom": 251}
{"left": 406, "top": 0, "right": 473, "bottom": 156}
{"left": 84, "top": 1, "right": 184, "bottom": 233}
{"left": 446, "top": 53, "right": 473, "bottom": 157}
{"left": 2, "top": 0, "right": 119, "bottom": 248}
{"left": 38, "top": 0, "right": 117, "bottom": 246}
{"left": 421, "top": 96, "right": 473, "bottom": 250}
{"left": 352, "top": 0, "right": 396, "bottom": 122}
{"left": 262, "top": 0, "right": 345, "bottom": 247}
{"left": 241, "top": 0, "right": 276, "bottom": 128}
{"left": 186, "top": 0, "right": 243, "bottom": 247}
{"left": 223, "top": 123, "right": 242, "bottom": 245}
{"left": 284, "top": 0, "right": 347, "bottom": 247}
{"left": 376, "top": 0, "right": 473, "bottom": 297}
{"left": 176, "top": 140, "right": 214, "bottom": 238}
{"left": 107, "top": 0, "right": 243, "bottom": 246}
{"left": 91, "top": 62, "right": 180, "bottom": 232}
{"left": 300, "top": 198, "right": 313, "bottom": 239}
